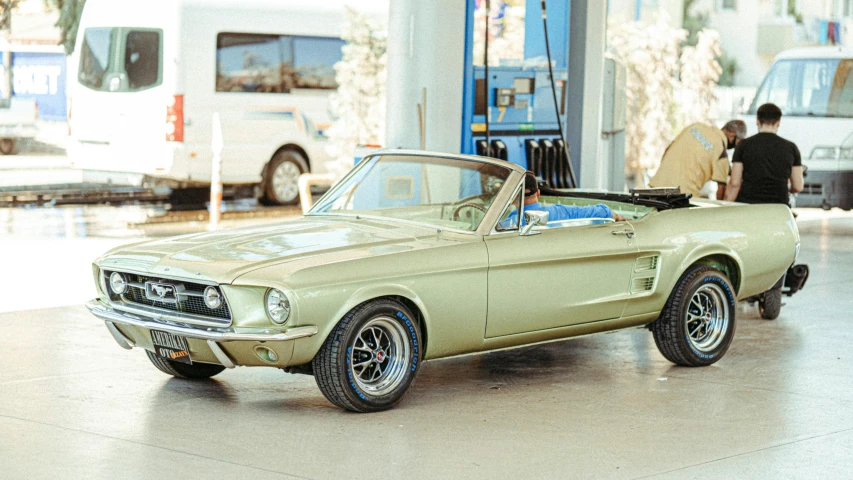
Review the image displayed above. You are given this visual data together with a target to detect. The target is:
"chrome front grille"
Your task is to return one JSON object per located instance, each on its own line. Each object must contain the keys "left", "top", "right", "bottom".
{"left": 103, "top": 270, "right": 232, "bottom": 323}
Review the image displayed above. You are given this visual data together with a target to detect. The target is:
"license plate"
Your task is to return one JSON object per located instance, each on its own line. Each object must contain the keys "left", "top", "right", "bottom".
{"left": 151, "top": 330, "right": 192, "bottom": 365}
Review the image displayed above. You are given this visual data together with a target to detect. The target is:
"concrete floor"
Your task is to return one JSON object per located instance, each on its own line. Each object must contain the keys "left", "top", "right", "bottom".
{"left": 2, "top": 211, "right": 852, "bottom": 479}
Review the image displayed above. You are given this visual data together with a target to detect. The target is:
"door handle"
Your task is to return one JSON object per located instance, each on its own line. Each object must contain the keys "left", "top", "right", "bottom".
{"left": 611, "top": 229, "right": 635, "bottom": 238}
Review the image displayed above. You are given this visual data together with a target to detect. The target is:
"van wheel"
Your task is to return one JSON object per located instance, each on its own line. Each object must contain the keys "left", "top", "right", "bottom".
{"left": 0, "top": 138, "right": 16, "bottom": 155}
{"left": 260, "top": 150, "right": 308, "bottom": 206}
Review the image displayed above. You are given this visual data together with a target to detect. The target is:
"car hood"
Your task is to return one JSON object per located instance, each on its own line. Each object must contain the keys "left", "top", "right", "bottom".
{"left": 96, "top": 216, "right": 447, "bottom": 284}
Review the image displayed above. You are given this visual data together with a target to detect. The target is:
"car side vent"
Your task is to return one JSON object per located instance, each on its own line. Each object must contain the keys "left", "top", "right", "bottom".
{"left": 632, "top": 276, "right": 655, "bottom": 293}
{"left": 634, "top": 255, "right": 659, "bottom": 272}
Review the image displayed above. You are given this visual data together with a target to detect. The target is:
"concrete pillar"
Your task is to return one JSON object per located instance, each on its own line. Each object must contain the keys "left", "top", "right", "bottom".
{"left": 567, "top": 0, "right": 608, "bottom": 189}
{"left": 385, "top": 0, "right": 467, "bottom": 153}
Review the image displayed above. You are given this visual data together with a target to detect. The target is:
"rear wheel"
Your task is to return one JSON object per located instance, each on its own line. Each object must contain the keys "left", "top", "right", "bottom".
{"left": 651, "top": 266, "right": 737, "bottom": 367}
{"left": 0, "top": 138, "right": 16, "bottom": 155}
{"left": 313, "top": 299, "right": 422, "bottom": 412}
{"left": 759, "top": 278, "right": 784, "bottom": 320}
{"left": 145, "top": 350, "right": 226, "bottom": 379}
{"left": 260, "top": 150, "right": 308, "bottom": 205}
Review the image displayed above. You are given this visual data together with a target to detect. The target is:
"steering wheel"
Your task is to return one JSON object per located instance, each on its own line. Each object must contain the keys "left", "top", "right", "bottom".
{"left": 452, "top": 203, "right": 488, "bottom": 221}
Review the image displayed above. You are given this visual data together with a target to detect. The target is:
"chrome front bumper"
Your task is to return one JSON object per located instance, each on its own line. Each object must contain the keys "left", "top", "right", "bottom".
{"left": 86, "top": 299, "right": 319, "bottom": 368}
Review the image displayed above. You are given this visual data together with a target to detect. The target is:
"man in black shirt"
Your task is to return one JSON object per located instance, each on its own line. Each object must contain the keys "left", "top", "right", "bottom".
{"left": 725, "top": 103, "right": 804, "bottom": 204}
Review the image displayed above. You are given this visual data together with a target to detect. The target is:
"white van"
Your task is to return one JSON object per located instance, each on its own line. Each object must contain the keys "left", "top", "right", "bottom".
{"left": 747, "top": 46, "right": 853, "bottom": 210}
{"left": 68, "top": 0, "right": 384, "bottom": 205}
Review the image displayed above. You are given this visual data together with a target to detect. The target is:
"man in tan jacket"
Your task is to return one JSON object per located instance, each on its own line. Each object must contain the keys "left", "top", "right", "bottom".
{"left": 649, "top": 120, "right": 747, "bottom": 199}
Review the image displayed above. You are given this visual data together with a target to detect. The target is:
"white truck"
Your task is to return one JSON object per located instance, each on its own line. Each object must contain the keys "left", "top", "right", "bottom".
{"left": 747, "top": 46, "right": 853, "bottom": 210}
{"left": 68, "top": 0, "right": 385, "bottom": 205}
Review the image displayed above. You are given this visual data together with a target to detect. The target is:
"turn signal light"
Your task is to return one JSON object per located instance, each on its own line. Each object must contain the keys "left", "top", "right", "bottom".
{"left": 166, "top": 95, "right": 184, "bottom": 142}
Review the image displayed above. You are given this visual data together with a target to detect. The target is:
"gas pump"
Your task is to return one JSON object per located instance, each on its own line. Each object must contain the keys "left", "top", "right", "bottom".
{"left": 384, "top": 0, "right": 621, "bottom": 191}
{"left": 462, "top": 0, "right": 576, "bottom": 188}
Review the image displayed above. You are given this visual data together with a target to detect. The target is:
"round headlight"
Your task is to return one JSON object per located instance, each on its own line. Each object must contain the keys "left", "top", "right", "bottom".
{"left": 204, "top": 286, "right": 222, "bottom": 309}
{"left": 266, "top": 289, "right": 291, "bottom": 324}
{"left": 109, "top": 272, "right": 127, "bottom": 294}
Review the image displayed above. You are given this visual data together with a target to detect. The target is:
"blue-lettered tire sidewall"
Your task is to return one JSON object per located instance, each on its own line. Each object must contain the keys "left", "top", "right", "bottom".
{"left": 337, "top": 301, "right": 421, "bottom": 411}
{"left": 678, "top": 270, "right": 737, "bottom": 365}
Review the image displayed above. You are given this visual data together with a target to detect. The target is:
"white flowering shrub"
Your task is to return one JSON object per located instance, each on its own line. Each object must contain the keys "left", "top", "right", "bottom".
{"left": 326, "top": 7, "right": 387, "bottom": 178}
{"left": 608, "top": 20, "right": 723, "bottom": 185}
{"left": 679, "top": 29, "right": 723, "bottom": 127}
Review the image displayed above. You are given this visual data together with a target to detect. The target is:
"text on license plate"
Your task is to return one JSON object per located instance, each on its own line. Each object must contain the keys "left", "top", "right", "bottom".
{"left": 151, "top": 330, "right": 192, "bottom": 365}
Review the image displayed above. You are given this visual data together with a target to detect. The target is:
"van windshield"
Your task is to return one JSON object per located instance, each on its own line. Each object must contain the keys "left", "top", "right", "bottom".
{"left": 79, "top": 27, "right": 162, "bottom": 92}
{"left": 749, "top": 59, "right": 853, "bottom": 118}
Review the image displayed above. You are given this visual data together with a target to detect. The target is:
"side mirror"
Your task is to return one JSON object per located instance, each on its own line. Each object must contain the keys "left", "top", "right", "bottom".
{"left": 520, "top": 210, "right": 549, "bottom": 236}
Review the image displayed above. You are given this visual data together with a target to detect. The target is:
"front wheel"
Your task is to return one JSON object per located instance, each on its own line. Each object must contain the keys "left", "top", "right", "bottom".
{"left": 312, "top": 299, "right": 422, "bottom": 412}
{"left": 651, "top": 266, "right": 737, "bottom": 367}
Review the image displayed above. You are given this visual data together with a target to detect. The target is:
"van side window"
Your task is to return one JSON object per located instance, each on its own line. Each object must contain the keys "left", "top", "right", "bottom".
{"left": 216, "top": 32, "right": 344, "bottom": 93}
{"left": 216, "top": 33, "right": 283, "bottom": 93}
{"left": 292, "top": 37, "right": 345, "bottom": 90}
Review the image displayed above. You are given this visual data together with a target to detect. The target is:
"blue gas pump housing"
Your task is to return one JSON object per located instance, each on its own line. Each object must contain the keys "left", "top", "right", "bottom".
{"left": 460, "top": 0, "right": 573, "bottom": 187}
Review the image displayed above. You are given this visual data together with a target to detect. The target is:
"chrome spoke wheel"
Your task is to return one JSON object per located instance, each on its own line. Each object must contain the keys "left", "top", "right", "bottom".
{"left": 349, "top": 317, "right": 410, "bottom": 397}
{"left": 685, "top": 283, "right": 730, "bottom": 353}
{"left": 271, "top": 161, "right": 301, "bottom": 203}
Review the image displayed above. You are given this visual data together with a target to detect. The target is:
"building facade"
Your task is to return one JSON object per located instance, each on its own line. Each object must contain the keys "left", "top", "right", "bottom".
{"left": 609, "top": 0, "right": 853, "bottom": 87}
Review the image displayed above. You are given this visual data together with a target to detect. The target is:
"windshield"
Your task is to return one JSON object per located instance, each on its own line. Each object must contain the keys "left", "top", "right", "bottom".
{"left": 750, "top": 58, "right": 853, "bottom": 117}
{"left": 309, "top": 154, "right": 512, "bottom": 231}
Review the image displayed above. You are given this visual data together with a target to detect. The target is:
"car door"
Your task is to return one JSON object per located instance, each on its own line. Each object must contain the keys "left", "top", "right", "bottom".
{"left": 484, "top": 214, "right": 640, "bottom": 338}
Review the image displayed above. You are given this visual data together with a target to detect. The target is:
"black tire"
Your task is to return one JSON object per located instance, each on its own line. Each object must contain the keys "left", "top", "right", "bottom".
{"left": 0, "top": 138, "right": 15, "bottom": 155}
{"left": 312, "top": 299, "right": 422, "bottom": 412}
{"left": 260, "top": 150, "right": 308, "bottom": 206}
{"left": 759, "top": 278, "right": 784, "bottom": 320}
{"left": 651, "top": 266, "right": 737, "bottom": 367}
{"left": 145, "top": 350, "right": 226, "bottom": 379}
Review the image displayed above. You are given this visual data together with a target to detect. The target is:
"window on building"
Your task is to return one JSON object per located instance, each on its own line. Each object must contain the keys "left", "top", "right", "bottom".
{"left": 216, "top": 32, "right": 344, "bottom": 93}
{"left": 719, "top": 0, "right": 737, "bottom": 11}
{"left": 834, "top": 0, "right": 853, "bottom": 17}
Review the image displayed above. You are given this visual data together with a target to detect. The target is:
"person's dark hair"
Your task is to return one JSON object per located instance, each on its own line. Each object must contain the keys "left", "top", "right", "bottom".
{"left": 722, "top": 119, "right": 747, "bottom": 140}
{"left": 757, "top": 103, "right": 782, "bottom": 126}
{"left": 524, "top": 171, "right": 538, "bottom": 197}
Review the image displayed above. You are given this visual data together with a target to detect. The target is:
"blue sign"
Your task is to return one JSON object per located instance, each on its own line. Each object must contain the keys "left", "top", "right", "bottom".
{"left": 9, "top": 52, "right": 68, "bottom": 121}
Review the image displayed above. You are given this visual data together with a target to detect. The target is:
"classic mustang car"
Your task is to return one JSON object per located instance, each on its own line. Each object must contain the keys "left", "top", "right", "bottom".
{"left": 87, "top": 151, "right": 800, "bottom": 412}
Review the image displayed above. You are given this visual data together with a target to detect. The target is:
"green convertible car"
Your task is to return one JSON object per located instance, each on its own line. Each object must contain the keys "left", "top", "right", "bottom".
{"left": 87, "top": 150, "right": 800, "bottom": 412}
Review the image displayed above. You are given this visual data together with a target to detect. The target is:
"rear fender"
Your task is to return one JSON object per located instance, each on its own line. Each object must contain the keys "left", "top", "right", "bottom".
{"left": 679, "top": 247, "right": 745, "bottom": 297}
